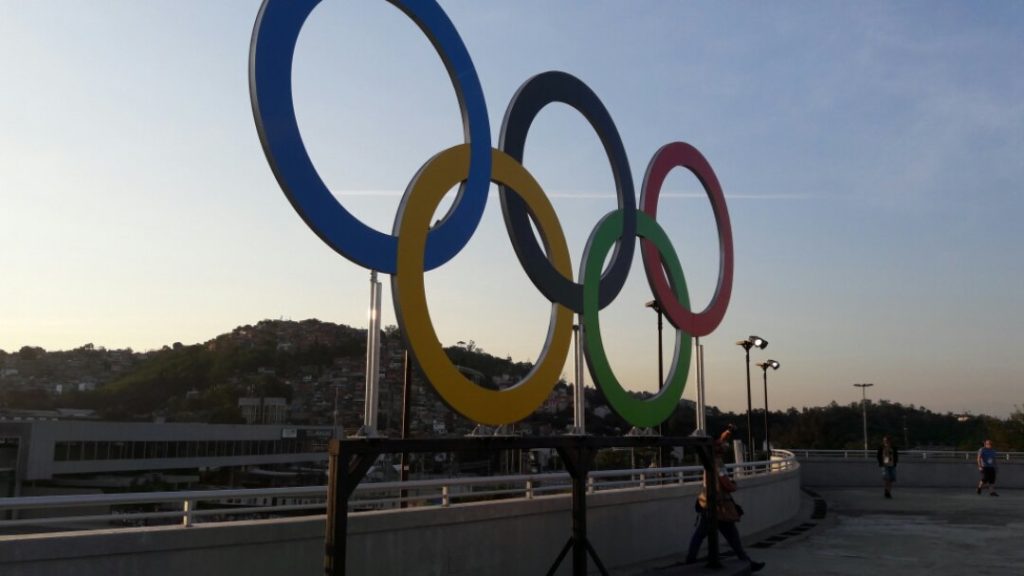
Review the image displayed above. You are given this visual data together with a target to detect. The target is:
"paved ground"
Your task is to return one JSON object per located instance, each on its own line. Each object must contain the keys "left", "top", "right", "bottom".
{"left": 752, "top": 486, "right": 1024, "bottom": 575}
{"left": 633, "top": 486, "right": 1024, "bottom": 575}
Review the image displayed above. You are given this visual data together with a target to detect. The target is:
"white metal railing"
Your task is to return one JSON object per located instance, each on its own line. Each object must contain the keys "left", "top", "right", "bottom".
{"left": 0, "top": 451, "right": 797, "bottom": 534}
{"left": 786, "top": 449, "right": 1024, "bottom": 462}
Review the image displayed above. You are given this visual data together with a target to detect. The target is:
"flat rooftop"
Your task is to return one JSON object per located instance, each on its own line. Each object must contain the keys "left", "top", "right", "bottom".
{"left": 636, "top": 486, "right": 1022, "bottom": 575}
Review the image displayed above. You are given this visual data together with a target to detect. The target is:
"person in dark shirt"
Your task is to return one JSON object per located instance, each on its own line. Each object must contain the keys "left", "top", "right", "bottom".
{"left": 876, "top": 435, "right": 898, "bottom": 499}
{"left": 977, "top": 439, "right": 998, "bottom": 496}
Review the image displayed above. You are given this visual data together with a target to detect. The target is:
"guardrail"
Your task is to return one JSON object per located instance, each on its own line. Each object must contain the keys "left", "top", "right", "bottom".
{"left": 787, "top": 449, "right": 1024, "bottom": 462}
{"left": 0, "top": 450, "right": 796, "bottom": 534}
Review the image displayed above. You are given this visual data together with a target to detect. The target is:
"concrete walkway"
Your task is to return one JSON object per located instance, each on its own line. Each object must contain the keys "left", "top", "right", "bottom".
{"left": 632, "top": 486, "right": 1023, "bottom": 576}
{"left": 752, "top": 486, "right": 1024, "bottom": 575}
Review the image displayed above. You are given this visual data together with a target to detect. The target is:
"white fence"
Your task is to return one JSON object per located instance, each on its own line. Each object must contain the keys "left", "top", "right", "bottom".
{"left": 788, "top": 449, "right": 1024, "bottom": 462}
{"left": 0, "top": 450, "right": 797, "bottom": 534}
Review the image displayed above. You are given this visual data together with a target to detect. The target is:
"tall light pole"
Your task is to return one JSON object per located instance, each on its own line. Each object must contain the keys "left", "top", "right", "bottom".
{"left": 756, "top": 360, "right": 780, "bottom": 454}
{"left": 645, "top": 300, "right": 665, "bottom": 465}
{"left": 854, "top": 383, "right": 874, "bottom": 451}
{"left": 736, "top": 336, "right": 767, "bottom": 461}
{"left": 644, "top": 300, "right": 665, "bottom": 395}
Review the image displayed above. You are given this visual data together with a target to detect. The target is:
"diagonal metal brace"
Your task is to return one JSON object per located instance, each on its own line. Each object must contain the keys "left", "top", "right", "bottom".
{"left": 325, "top": 440, "right": 381, "bottom": 576}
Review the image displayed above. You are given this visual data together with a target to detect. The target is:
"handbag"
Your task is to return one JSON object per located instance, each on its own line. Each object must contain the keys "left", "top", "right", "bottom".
{"left": 716, "top": 495, "right": 742, "bottom": 523}
{"left": 718, "top": 474, "right": 737, "bottom": 494}
{"left": 697, "top": 491, "right": 744, "bottom": 523}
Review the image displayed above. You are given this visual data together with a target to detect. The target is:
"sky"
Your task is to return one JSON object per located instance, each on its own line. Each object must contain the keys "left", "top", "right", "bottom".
{"left": 2, "top": 1, "right": 1022, "bottom": 420}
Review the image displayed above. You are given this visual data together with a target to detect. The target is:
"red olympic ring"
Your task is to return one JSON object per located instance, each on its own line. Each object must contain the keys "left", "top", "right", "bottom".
{"left": 640, "top": 142, "right": 734, "bottom": 337}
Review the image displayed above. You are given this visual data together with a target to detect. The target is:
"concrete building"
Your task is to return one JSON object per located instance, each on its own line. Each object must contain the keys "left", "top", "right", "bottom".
{"left": 238, "top": 397, "right": 289, "bottom": 425}
{"left": 0, "top": 420, "right": 334, "bottom": 497}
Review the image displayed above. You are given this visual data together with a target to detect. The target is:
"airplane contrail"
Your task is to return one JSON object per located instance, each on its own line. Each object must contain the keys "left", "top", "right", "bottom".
{"left": 330, "top": 190, "right": 815, "bottom": 200}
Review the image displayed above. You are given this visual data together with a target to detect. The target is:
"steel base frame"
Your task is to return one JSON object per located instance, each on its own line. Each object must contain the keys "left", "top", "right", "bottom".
{"left": 324, "top": 435, "right": 718, "bottom": 576}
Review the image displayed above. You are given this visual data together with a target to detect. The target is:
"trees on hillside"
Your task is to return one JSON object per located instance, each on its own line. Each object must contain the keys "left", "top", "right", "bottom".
{"left": 3, "top": 321, "right": 1022, "bottom": 451}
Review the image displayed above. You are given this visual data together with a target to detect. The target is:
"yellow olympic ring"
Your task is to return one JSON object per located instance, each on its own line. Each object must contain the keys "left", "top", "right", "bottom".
{"left": 393, "top": 145, "right": 574, "bottom": 425}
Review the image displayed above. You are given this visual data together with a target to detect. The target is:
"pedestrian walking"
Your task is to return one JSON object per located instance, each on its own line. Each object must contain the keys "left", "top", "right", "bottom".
{"left": 685, "top": 425, "right": 765, "bottom": 573}
{"left": 876, "top": 435, "right": 898, "bottom": 499}
{"left": 977, "top": 439, "right": 998, "bottom": 496}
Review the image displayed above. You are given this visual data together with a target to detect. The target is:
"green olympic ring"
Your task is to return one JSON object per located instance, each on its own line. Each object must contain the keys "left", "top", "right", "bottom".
{"left": 583, "top": 210, "right": 692, "bottom": 428}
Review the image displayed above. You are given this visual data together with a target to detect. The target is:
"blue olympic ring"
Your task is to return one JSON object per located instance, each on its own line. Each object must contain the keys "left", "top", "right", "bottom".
{"left": 249, "top": 0, "right": 491, "bottom": 273}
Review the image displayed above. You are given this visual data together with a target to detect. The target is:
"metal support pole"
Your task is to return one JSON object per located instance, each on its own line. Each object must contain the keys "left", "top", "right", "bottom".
{"left": 572, "top": 322, "right": 585, "bottom": 434}
{"left": 656, "top": 310, "right": 664, "bottom": 388}
{"left": 326, "top": 435, "right": 710, "bottom": 576}
{"left": 333, "top": 381, "right": 341, "bottom": 439}
{"left": 547, "top": 445, "right": 607, "bottom": 576}
{"left": 371, "top": 279, "right": 382, "bottom": 420}
{"left": 694, "top": 339, "right": 706, "bottom": 436}
{"left": 762, "top": 368, "right": 770, "bottom": 454}
{"left": 862, "top": 392, "right": 867, "bottom": 451}
{"left": 325, "top": 443, "right": 343, "bottom": 576}
{"left": 854, "top": 383, "right": 873, "bottom": 452}
{"left": 360, "top": 271, "right": 381, "bottom": 436}
{"left": 655, "top": 306, "right": 664, "bottom": 465}
{"left": 861, "top": 391, "right": 867, "bottom": 451}
{"left": 745, "top": 347, "right": 754, "bottom": 461}
{"left": 571, "top": 452, "right": 588, "bottom": 576}
{"left": 399, "top": 351, "right": 412, "bottom": 507}
{"left": 325, "top": 440, "right": 379, "bottom": 576}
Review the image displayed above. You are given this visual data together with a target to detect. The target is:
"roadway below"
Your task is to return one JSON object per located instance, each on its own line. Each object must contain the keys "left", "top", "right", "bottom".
{"left": 632, "top": 486, "right": 1022, "bottom": 576}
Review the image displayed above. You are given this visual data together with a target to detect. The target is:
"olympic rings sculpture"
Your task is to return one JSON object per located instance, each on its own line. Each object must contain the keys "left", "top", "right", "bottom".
{"left": 249, "top": 0, "right": 734, "bottom": 428}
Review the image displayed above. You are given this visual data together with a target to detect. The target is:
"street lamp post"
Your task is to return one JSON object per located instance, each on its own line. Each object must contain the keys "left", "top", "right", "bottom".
{"left": 736, "top": 336, "right": 767, "bottom": 461}
{"left": 645, "top": 300, "right": 665, "bottom": 466}
{"left": 756, "top": 360, "right": 780, "bottom": 455}
{"left": 854, "top": 383, "right": 874, "bottom": 452}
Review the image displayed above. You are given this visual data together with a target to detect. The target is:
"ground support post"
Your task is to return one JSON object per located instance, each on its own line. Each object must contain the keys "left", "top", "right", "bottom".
{"left": 324, "top": 435, "right": 716, "bottom": 576}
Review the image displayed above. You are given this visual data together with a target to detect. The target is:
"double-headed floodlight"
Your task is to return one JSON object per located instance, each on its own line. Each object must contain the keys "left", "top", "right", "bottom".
{"left": 736, "top": 335, "right": 767, "bottom": 351}
{"left": 644, "top": 299, "right": 665, "bottom": 464}
{"left": 756, "top": 360, "right": 780, "bottom": 454}
{"left": 736, "top": 335, "right": 768, "bottom": 461}
{"left": 853, "top": 383, "right": 874, "bottom": 451}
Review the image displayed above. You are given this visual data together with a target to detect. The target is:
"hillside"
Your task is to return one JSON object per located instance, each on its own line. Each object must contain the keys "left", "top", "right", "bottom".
{"left": 2, "top": 320, "right": 1023, "bottom": 449}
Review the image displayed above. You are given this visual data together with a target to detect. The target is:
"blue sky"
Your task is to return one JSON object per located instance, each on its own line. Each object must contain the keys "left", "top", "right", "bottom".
{"left": 2, "top": 1, "right": 1022, "bottom": 419}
